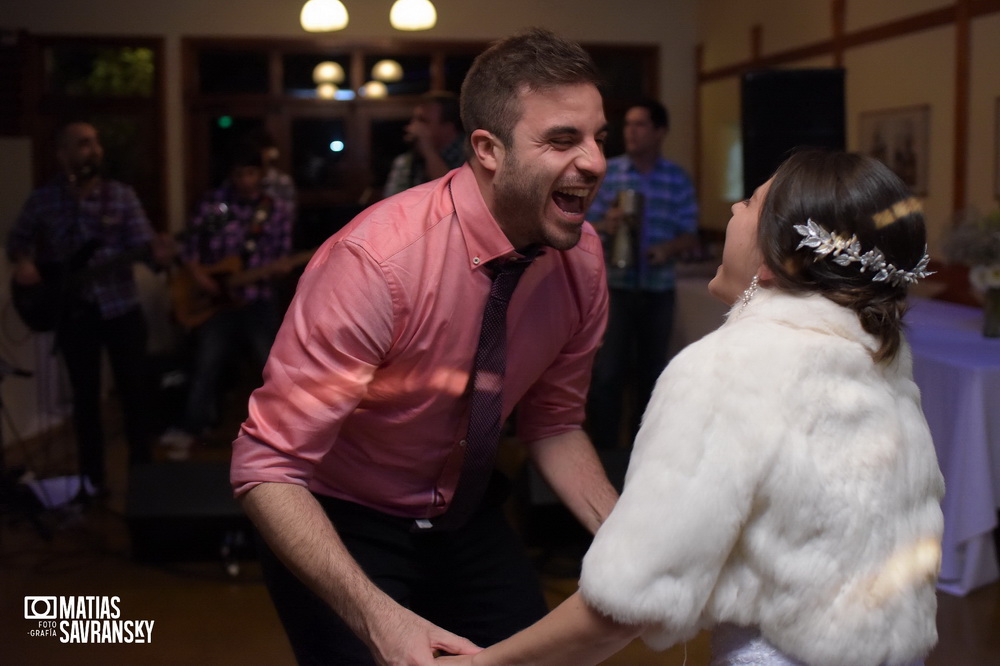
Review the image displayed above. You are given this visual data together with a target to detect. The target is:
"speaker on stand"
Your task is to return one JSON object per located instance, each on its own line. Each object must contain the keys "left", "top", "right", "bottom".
{"left": 125, "top": 462, "right": 252, "bottom": 575}
{"left": 741, "top": 68, "right": 846, "bottom": 198}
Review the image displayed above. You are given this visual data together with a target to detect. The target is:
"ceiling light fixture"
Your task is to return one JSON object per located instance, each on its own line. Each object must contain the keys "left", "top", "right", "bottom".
{"left": 389, "top": 0, "right": 437, "bottom": 31}
{"left": 316, "top": 83, "right": 339, "bottom": 99}
{"left": 313, "top": 61, "right": 346, "bottom": 85}
{"left": 300, "top": 0, "right": 349, "bottom": 32}
{"left": 371, "top": 59, "right": 404, "bottom": 83}
{"left": 359, "top": 80, "right": 389, "bottom": 98}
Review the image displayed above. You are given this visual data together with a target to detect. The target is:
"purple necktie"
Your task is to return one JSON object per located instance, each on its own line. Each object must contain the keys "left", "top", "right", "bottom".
{"left": 426, "top": 252, "right": 535, "bottom": 530}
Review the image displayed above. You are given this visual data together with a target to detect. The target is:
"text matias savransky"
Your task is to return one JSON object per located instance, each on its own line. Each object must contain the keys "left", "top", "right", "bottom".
{"left": 24, "top": 595, "right": 155, "bottom": 644}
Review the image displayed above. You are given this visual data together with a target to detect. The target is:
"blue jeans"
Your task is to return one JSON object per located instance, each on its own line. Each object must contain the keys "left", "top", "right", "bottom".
{"left": 181, "top": 299, "right": 280, "bottom": 434}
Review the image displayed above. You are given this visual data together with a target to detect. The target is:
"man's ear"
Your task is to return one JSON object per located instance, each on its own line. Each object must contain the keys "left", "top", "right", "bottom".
{"left": 469, "top": 129, "right": 502, "bottom": 173}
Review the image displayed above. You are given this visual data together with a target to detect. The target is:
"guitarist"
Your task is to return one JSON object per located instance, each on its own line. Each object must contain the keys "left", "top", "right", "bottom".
{"left": 7, "top": 121, "right": 175, "bottom": 496}
{"left": 160, "top": 143, "right": 294, "bottom": 458}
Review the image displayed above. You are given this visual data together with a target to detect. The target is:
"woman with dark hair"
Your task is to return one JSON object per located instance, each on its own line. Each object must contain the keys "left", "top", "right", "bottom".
{"left": 441, "top": 150, "right": 944, "bottom": 665}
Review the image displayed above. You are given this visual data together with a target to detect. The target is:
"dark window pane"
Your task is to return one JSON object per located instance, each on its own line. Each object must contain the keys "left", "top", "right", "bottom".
{"left": 206, "top": 116, "right": 266, "bottom": 188}
{"left": 296, "top": 204, "right": 365, "bottom": 249}
{"left": 363, "top": 55, "right": 431, "bottom": 96}
{"left": 291, "top": 118, "right": 348, "bottom": 189}
{"left": 198, "top": 50, "right": 269, "bottom": 94}
{"left": 590, "top": 50, "right": 653, "bottom": 99}
{"left": 89, "top": 114, "right": 161, "bottom": 220}
{"left": 283, "top": 53, "right": 350, "bottom": 98}
{"left": 370, "top": 117, "right": 410, "bottom": 189}
{"left": 45, "top": 44, "right": 155, "bottom": 97}
{"left": 444, "top": 54, "right": 476, "bottom": 94}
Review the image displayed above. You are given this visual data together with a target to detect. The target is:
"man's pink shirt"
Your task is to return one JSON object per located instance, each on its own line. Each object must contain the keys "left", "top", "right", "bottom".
{"left": 231, "top": 164, "right": 608, "bottom": 519}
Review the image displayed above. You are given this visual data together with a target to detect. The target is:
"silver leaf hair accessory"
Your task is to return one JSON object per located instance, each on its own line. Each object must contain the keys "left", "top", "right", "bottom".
{"left": 793, "top": 218, "right": 934, "bottom": 287}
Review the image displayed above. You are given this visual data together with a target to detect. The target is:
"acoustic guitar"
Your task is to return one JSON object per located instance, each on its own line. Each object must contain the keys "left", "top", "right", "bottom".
{"left": 10, "top": 240, "right": 158, "bottom": 333}
{"left": 170, "top": 249, "right": 314, "bottom": 329}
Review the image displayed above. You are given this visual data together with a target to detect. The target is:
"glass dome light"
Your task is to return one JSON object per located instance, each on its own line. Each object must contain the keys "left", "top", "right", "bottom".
{"left": 371, "top": 59, "right": 403, "bottom": 83}
{"left": 359, "top": 80, "right": 388, "bottom": 98}
{"left": 313, "top": 61, "right": 345, "bottom": 85}
{"left": 316, "top": 82, "right": 338, "bottom": 99}
{"left": 389, "top": 0, "right": 436, "bottom": 31}
{"left": 300, "top": 0, "right": 349, "bottom": 32}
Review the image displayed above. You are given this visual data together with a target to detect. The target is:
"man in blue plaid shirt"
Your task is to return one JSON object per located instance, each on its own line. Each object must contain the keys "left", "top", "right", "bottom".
{"left": 586, "top": 100, "right": 699, "bottom": 449}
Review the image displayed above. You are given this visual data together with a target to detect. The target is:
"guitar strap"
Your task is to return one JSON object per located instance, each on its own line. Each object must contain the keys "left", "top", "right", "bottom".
{"left": 240, "top": 195, "right": 273, "bottom": 264}
{"left": 57, "top": 179, "right": 110, "bottom": 290}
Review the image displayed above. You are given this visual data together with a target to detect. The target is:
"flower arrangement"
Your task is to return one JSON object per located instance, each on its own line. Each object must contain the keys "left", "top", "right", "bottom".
{"left": 945, "top": 209, "right": 1000, "bottom": 290}
{"left": 945, "top": 208, "right": 1000, "bottom": 336}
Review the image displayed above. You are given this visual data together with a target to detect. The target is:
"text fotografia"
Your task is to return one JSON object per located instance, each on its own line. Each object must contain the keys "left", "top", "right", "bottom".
{"left": 24, "top": 596, "right": 155, "bottom": 644}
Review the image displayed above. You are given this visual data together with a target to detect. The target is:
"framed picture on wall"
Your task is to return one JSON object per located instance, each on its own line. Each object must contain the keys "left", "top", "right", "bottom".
{"left": 859, "top": 105, "right": 930, "bottom": 195}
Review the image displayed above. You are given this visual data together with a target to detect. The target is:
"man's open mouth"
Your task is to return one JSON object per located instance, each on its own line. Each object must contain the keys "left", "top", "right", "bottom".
{"left": 552, "top": 187, "right": 589, "bottom": 214}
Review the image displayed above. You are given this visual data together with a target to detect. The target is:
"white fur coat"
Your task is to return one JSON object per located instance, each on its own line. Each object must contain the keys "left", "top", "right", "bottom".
{"left": 579, "top": 289, "right": 945, "bottom": 666}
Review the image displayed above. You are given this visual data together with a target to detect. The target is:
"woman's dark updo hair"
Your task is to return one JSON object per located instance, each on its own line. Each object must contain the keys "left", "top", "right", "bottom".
{"left": 758, "top": 149, "right": 928, "bottom": 363}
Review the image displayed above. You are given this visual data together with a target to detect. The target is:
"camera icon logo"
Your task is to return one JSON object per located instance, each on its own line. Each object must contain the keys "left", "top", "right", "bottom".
{"left": 24, "top": 596, "right": 57, "bottom": 620}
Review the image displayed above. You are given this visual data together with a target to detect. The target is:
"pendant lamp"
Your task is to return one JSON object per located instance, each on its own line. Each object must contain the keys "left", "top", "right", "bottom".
{"left": 300, "top": 0, "right": 349, "bottom": 32}
{"left": 390, "top": 0, "right": 437, "bottom": 31}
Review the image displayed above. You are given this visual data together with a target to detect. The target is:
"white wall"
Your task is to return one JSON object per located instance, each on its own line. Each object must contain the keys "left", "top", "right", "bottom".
{"left": 0, "top": 137, "right": 74, "bottom": 445}
{"left": 845, "top": 25, "right": 955, "bottom": 254}
{"left": 968, "top": 13, "right": 1000, "bottom": 214}
{"left": 697, "top": 0, "right": 1000, "bottom": 252}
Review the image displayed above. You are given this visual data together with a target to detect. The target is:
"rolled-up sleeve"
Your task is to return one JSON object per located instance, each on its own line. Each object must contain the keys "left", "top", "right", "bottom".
{"left": 231, "top": 239, "right": 394, "bottom": 497}
{"left": 517, "top": 237, "right": 609, "bottom": 443}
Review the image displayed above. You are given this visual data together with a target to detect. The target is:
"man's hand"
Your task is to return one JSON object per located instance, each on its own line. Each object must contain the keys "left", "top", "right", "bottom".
{"left": 187, "top": 262, "right": 221, "bottom": 296}
{"left": 242, "top": 483, "right": 481, "bottom": 666}
{"left": 366, "top": 603, "right": 481, "bottom": 666}
{"left": 12, "top": 259, "right": 41, "bottom": 286}
{"left": 151, "top": 233, "right": 179, "bottom": 268}
{"left": 599, "top": 207, "right": 626, "bottom": 236}
{"left": 405, "top": 120, "right": 436, "bottom": 160}
{"left": 646, "top": 242, "right": 671, "bottom": 266}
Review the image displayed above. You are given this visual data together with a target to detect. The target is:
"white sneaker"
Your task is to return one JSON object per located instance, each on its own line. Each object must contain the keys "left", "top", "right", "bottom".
{"left": 158, "top": 428, "right": 194, "bottom": 461}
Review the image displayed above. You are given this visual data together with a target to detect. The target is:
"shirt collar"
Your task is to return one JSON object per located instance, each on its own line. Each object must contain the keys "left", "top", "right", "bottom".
{"left": 449, "top": 164, "right": 520, "bottom": 271}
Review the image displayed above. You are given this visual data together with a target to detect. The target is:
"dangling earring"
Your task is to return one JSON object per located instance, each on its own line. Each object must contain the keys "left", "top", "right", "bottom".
{"left": 739, "top": 274, "right": 760, "bottom": 313}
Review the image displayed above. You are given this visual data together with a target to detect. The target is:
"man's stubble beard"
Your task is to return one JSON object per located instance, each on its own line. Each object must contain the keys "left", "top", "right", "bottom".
{"left": 493, "top": 151, "right": 581, "bottom": 252}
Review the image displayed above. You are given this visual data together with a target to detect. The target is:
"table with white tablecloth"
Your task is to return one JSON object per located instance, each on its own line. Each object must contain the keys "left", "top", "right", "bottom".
{"left": 905, "top": 297, "right": 1000, "bottom": 596}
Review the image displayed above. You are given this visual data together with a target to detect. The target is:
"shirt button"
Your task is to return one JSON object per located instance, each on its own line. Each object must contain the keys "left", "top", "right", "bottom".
{"left": 459, "top": 439, "right": 467, "bottom": 447}
{"left": 472, "top": 257, "right": 481, "bottom": 265}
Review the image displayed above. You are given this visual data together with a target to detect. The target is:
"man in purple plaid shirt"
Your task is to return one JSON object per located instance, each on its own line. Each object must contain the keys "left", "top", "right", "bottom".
{"left": 8, "top": 121, "right": 174, "bottom": 495}
{"left": 158, "top": 144, "right": 294, "bottom": 459}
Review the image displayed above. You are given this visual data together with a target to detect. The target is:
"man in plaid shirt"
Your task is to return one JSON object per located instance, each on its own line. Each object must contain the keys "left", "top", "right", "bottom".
{"left": 8, "top": 121, "right": 173, "bottom": 495}
{"left": 382, "top": 92, "right": 466, "bottom": 199}
{"left": 585, "top": 99, "right": 699, "bottom": 450}
{"left": 159, "top": 144, "right": 294, "bottom": 458}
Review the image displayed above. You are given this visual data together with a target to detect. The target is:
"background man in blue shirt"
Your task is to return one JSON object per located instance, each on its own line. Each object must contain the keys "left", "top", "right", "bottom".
{"left": 586, "top": 99, "right": 699, "bottom": 449}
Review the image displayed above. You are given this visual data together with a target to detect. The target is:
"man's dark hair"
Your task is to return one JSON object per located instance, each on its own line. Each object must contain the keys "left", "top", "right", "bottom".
{"left": 461, "top": 27, "right": 602, "bottom": 147}
{"left": 631, "top": 98, "right": 669, "bottom": 131}
{"left": 229, "top": 142, "right": 263, "bottom": 170}
{"left": 55, "top": 119, "right": 96, "bottom": 149}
